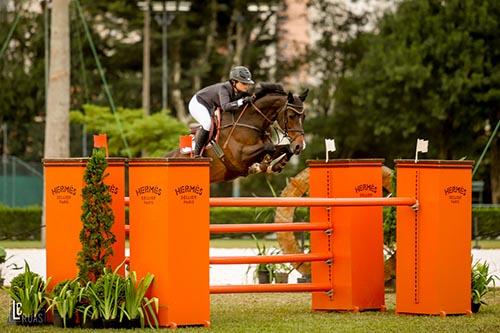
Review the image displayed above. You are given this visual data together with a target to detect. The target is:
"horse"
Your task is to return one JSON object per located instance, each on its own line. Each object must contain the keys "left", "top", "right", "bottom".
{"left": 168, "top": 83, "right": 308, "bottom": 183}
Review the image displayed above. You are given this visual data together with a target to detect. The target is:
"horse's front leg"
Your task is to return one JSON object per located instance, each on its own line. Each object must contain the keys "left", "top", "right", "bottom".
{"left": 248, "top": 154, "right": 274, "bottom": 174}
{"left": 240, "top": 142, "right": 275, "bottom": 175}
{"left": 267, "top": 144, "right": 294, "bottom": 173}
{"left": 244, "top": 143, "right": 292, "bottom": 175}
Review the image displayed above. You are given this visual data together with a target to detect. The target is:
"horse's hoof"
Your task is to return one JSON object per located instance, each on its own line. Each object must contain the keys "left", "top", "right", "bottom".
{"left": 249, "top": 163, "right": 262, "bottom": 174}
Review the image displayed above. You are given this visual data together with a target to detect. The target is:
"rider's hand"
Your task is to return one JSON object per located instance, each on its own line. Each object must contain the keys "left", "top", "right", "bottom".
{"left": 236, "top": 95, "right": 254, "bottom": 107}
{"left": 242, "top": 95, "right": 254, "bottom": 104}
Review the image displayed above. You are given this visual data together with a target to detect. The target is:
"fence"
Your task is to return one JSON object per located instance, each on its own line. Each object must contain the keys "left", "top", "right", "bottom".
{"left": 0, "top": 156, "right": 43, "bottom": 207}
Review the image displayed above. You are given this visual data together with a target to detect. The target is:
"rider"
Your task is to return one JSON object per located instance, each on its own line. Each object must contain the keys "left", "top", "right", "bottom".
{"left": 189, "top": 66, "right": 255, "bottom": 156}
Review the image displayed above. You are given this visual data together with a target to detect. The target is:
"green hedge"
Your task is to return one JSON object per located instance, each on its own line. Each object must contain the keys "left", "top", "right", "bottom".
{"left": 0, "top": 205, "right": 497, "bottom": 241}
{"left": 0, "top": 205, "right": 42, "bottom": 240}
{"left": 210, "top": 207, "right": 309, "bottom": 239}
{"left": 473, "top": 207, "right": 500, "bottom": 239}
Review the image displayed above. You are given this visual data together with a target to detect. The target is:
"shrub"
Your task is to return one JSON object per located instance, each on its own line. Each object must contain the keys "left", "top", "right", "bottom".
{"left": 0, "top": 205, "right": 42, "bottom": 240}
{"left": 473, "top": 207, "right": 500, "bottom": 239}
{"left": 209, "top": 207, "right": 309, "bottom": 239}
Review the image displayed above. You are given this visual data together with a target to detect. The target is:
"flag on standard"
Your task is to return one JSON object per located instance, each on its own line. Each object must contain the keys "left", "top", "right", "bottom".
{"left": 325, "top": 138, "right": 336, "bottom": 162}
{"left": 415, "top": 138, "right": 429, "bottom": 162}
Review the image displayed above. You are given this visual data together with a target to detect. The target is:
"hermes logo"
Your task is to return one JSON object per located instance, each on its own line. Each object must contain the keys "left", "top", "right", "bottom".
{"left": 135, "top": 185, "right": 162, "bottom": 205}
{"left": 354, "top": 184, "right": 377, "bottom": 197}
{"left": 51, "top": 185, "right": 77, "bottom": 196}
{"left": 444, "top": 185, "right": 467, "bottom": 204}
{"left": 135, "top": 185, "right": 162, "bottom": 197}
{"left": 51, "top": 185, "right": 77, "bottom": 204}
{"left": 174, "top": 185, "right": 204, "bottom": 205}
{"left": 444, "top": 186, "right": 466, "bottom": 196}
{"left": 109, "top": 184, "right": 119, "bottom": 195}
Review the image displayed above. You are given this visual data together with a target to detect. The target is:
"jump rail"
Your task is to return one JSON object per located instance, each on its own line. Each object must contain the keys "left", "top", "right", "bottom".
{"left": 210, "top": 283, "right": 332, "bottom": 294}
{"left": 124, "top": 196, "right": 416, "bottom": 208}
{"left": 209, "top": 197, "right": 416, "bottom": 207}
{"left": 210, "top": 222, "right": 330, "bottom": 233}
{"left": 210, "top": 253, "right": 332, "bottom": 265}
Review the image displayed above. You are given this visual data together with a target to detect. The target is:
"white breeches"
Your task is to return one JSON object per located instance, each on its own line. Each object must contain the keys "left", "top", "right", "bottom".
{"left": 189, "top": 96, "right": 212, "bottom": 131}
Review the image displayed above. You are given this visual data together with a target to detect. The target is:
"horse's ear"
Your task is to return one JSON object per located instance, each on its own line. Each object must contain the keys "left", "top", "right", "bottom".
{"left": 299, "top": 89, "right": 309, "bottom": 102}
{"left": 287, "top": 92, "right": 294, "bottom": 103}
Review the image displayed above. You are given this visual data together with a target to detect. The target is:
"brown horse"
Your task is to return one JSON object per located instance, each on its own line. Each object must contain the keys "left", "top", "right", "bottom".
{"left": 168, "top": 84, "right": 308, "bottom": 183}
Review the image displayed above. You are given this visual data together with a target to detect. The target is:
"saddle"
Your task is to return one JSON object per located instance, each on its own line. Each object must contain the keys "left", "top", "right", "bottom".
{"left": 186, "top": 108, "right": 224, "bottom": 158}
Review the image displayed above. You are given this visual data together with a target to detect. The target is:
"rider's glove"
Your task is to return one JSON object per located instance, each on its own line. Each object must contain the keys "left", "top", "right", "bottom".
{"left": 236, "top": 95, "right": 254, "bottom": 107}
{"left": 242, "top": 95, "right": 254, "bottom": 105}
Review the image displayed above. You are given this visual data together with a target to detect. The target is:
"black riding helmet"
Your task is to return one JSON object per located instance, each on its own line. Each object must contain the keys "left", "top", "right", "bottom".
{"left": 229, "top": 66, "right": 254, "bottom": 84}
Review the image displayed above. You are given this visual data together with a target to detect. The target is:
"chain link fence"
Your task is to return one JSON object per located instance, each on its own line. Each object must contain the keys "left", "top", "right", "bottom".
{"left": 0, "top": 156, "right": 43, "bottom": 207}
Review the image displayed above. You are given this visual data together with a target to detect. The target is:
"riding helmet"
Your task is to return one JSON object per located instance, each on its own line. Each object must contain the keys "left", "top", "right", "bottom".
{"left": 229, "top": 66, "right": 254, "bottom": 84}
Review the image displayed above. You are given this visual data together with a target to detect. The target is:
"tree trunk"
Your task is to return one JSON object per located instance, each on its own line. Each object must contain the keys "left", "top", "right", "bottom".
{"left": 193, "top": 0, "right": 217, "bottom": 93}
{"left": 490, "top": 134, "right": 500, "bottom": 203}
{"left": 232, "top": 6, "right": 244, "bottom": 66}
{"left": 45, "top": 0, "right": 70, "bottom": 158}
{"left": 171, "top": 32, "right": 188, "bottom": 123}
{"left": 221, "top": 5, "right": 239, "bottom": 80}
{"left": 142, "top": 0, "right": 150, "bottom": 115}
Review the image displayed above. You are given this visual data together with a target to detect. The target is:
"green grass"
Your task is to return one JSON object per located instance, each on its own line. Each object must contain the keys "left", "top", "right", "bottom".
{"left": 1, "top": 239, "right": 499, "bottom": 249}
{"left": 472, "top": 240, "right": 500, "bottom": 249}
{"left": 0, "top": 289, "right": 499, "bottom": 332}
{"left": 0, "top": 240, "right": 43, "bottom": 249}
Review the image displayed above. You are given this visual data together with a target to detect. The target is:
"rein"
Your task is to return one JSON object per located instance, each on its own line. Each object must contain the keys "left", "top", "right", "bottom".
{"left": 222, "top": 97, "right": 305, "bottom": 149}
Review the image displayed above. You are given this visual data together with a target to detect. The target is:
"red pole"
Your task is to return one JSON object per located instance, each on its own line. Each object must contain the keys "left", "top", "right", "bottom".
{"left": 210, "top": 253, "right": 331, "bottom": 265}
{"left": 210, "top": 283, "right": 332, "bottom": 294}
{"left": 209, "top": 197, "right": 416, "bottom": 207}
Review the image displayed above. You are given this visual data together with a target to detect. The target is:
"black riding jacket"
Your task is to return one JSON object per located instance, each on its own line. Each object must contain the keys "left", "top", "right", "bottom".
{"left": 195, "top": 81, "right": 248, "bottom": 113}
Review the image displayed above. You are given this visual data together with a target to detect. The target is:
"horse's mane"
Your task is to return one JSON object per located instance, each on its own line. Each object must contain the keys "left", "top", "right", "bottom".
{"left": 253, "top": 82, "right": 287, "bottom": 100}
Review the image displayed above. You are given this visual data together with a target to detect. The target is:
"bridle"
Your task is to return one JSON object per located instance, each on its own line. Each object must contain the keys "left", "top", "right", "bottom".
{"left": 278, "top": 102, "right": 305, "bottom": 138}
{"left": 222, "top": 97, "right": 305, "bottom": 149}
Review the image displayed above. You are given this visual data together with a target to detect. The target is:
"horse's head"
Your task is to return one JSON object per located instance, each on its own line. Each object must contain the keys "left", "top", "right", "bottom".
{"left": 277, "top": 89, "right": 309, "bottom": 155}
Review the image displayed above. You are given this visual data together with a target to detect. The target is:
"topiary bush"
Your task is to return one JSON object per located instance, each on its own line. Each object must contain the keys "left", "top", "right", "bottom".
{"left": 77, "top": 148, "right": 116, "bottom": 283}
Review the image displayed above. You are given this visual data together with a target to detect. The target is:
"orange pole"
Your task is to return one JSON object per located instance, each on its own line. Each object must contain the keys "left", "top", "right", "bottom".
{"left": 209, "top": 196, "right": 415, "bottom": 207}
{"left": 395, "top": 159, "right": 473, "bottom": 316}
{"left": 210, "top": 253, "right": 331, "bottom": 265}
{"left": 210, "top": 283, "right": 332, "bottom": 294}
{"left": 210, "top": 222, "right": 330, "bottom": 233}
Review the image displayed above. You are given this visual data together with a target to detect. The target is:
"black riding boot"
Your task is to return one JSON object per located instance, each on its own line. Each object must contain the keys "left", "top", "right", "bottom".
{"left": 194, "top": 128, "right": 210, "bottom": 157}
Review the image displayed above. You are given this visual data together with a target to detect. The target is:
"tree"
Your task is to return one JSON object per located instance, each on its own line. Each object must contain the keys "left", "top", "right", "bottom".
{"left": 71, "top": 104, "right": 188, "bottom": 157}
{"left": 340, "top": 0, "right": 499, "bottom": 200}
{"left": 299, "top": 0, "right": 371, "bottom": 165}
{"left": 45, "top": 0, "right": 71, "bottom": 158}
{"left": 0, "top": 1, "right": 46, "bottom": 160}
{"left": 306, "top": 0, "right": 500, "bottom": 201}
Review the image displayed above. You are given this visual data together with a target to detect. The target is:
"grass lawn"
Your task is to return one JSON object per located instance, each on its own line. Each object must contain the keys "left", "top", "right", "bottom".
{"left": 472, "top": 239, "right": 500, "bottom": 249}
{"left": 1, "top": 239, "right": 500, "bottom": 249}
{"left": 0, "top": 289, "right": 499, "bottom": 332}
{"left": 0, "top": 240, "right": 44, "bottom": 249}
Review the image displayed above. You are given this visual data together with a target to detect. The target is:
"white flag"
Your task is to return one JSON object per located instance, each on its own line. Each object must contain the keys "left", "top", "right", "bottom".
{"left": 416, "top": 139, "right": 428, "bottom": 153}
{"left": 415, "top": 138, "right": 429, "bottom": 162}
{"left": 325, "top": 138, "right": 336, "bottom": 162}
